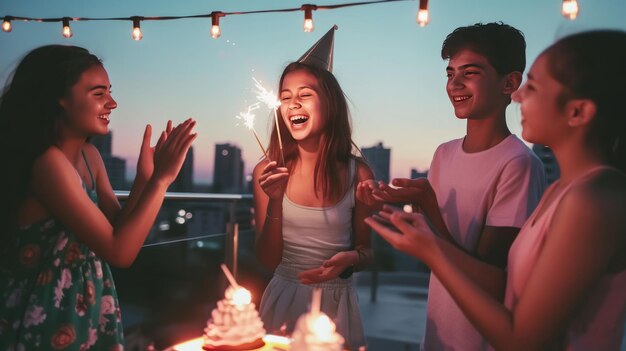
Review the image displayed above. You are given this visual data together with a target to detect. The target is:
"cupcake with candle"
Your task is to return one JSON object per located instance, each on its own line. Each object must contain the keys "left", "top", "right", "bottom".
{"left": 291, "top": 311, "right": 344, "bottom": 351}
{"left": 203, "top": 266, "right": 266, "bottom": 350}
{"left": 291, "top": 288, "right": 344, "bottom": 351}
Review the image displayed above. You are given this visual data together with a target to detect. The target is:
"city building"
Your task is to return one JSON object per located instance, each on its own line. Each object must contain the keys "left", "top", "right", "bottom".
{"left": 532, "top": 144, "right": 560, "bottom": 185}
{"left": 89, "top": 132, "right": 127, "bottom": 190}
{"left": 169, "top": 146, "right": 195, "bottom": 192}
{"left": 410, "top": 168, "right": 428, "bottom": 179}
{"left": 213, "top": 143, "right": 245, "bottom": 193}
{"left": 362, "top": 142, "right": 391, "bottom": 184}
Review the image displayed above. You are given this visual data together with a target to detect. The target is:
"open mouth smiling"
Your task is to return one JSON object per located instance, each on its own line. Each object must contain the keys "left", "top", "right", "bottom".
{"left": 290, "top": 115, "right": 309, "bottom": 125}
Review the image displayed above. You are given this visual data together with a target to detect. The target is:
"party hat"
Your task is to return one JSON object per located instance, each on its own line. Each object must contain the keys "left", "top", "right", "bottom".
{"left": 297, "top": 25, "right": 338, "bottom": 72}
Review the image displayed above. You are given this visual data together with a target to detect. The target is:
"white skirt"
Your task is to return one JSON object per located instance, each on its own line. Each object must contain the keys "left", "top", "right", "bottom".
{"left": 259, "top": 263, "right": 366, "bottom": 349}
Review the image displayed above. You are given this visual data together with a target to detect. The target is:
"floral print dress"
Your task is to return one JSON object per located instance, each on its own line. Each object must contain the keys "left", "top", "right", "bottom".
{"left": 0, "top": 152, "right": 124, "bottom": 350}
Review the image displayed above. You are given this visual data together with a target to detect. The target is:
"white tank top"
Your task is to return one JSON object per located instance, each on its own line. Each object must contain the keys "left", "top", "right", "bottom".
{"left": 279, "top": 158, "right": 356, "bottom": 270}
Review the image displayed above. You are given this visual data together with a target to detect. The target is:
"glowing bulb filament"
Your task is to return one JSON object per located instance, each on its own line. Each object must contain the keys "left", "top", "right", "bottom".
{"left": 416, "top": 0, "right": 430, "bottom": 27}
{"left": 211, "top": 25, "right": 221, "bottom": 39}
{"left": 562, "top": 0, "right": 579, "bottom": 20}
{"left": 302, "top": 5, "right": 316, "bottom": 32}
{"left": 211, "top": 12, "right": 223, "bottom": 39}
{"left": 62, "top": 18, "right": 72, "bottom": 38}
{"left": 2, "top": 17, "right": 12, "bottom": 32}
{"left": 304, "top": 19, "right": 314, "bottom": 33}
{"left": 132, "top": 18, "right": 143, "bottom": 41}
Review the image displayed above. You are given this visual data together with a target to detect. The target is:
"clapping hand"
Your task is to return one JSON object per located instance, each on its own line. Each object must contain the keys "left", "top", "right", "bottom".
{"left": 365, "top": 205, "right": 435, "bottom": 258}
{"left": 151, "top": 118, "right": 197, "bottom": 185}
{"left": 356, "top": 179, "right": 383, "bottom": 209}
{"left": 136, "top": 120, "right": 173, "bottom": 182}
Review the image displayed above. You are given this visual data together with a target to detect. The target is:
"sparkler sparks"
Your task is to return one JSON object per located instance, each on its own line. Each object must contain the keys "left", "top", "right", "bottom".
{"left": 252, "top": 77, "right": 285, "bottom": 165}
{"left": 236, "top": 103, "right": 268, "bottom": 158}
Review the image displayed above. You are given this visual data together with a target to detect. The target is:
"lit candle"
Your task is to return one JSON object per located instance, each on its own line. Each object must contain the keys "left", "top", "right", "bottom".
{"left": 311, "top": 313, "right": 335, "bottom": 342}
{"left": 220, "top": 263, "right": 252, "bottom": 310}
{"left": 231, "top": 286, "right": 252, "bottom": 309}
{"left": 311, "top": 288, "right": 321, "bottom": 316}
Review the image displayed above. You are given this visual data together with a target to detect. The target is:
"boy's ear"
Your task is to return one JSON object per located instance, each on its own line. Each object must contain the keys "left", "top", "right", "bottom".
{"left": 502, "top": 71, "right": 522, "bottom": 95}
{"left": 565, "top": 98, "right": 597, "bottom": 128}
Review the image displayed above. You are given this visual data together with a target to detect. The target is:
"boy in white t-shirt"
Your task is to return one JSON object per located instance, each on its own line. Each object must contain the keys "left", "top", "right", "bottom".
{"left": 357, "top": 22, "right": 546, "bottom": 350}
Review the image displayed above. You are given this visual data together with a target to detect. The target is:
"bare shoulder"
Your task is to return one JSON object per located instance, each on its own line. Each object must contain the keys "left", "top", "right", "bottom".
{"left": 560, "top": 169, "right": 626, "bottom": 233}
{"left": 354, "top": 157, "right": 374, "bottom": 181}
{"left": 34, "top": 146, "right": 71, "bottom": 171}
{"left": 573, "top": 169, "right": 626, "bottom": 208}
{"left": 82, "top": 142, "right": 103, "bottom": 162}
{"left": 31, "top": 147, "right": 80, "bottom": 189}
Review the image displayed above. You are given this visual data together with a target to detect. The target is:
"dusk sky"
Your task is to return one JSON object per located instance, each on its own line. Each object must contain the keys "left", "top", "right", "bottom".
{"left": 1, "top": 0, "right": 625, "bottom": 184}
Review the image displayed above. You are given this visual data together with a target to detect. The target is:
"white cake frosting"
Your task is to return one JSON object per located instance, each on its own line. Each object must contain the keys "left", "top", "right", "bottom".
{"left": 203, "top": 286, "right": 266, "bottom": 347}
{"left": 291, "top": 312, "right": 344, "bottom": 351}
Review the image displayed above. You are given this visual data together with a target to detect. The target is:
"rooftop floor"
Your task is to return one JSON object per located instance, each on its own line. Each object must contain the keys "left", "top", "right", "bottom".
{"left": 355, "top": 271, "right": 428, "bottom": 351}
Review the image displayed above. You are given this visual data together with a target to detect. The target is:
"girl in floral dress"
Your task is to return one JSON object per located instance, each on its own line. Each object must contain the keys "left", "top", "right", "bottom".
{"left": 0, "top": 45, "right": 197, "bottom": 350}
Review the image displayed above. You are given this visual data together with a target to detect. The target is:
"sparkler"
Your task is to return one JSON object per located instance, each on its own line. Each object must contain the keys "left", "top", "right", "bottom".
{"left": 236, "top": 103, "right": 269, "bottom": 158}
{"left": 253, "top": 77, "right": 285, "bottom": 166}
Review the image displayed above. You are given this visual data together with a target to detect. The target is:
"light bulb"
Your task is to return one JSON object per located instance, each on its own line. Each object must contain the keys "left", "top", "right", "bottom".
{"left": 562, "top": 0, "right": 579, "bottom": 20}
{"left": 62, "top": 18, "right": 72, "bottom": 38}
{"left": 211, "top": 24, "right": 221, "bottom": 39}
{"left": 132, "top": 18, "right": 143, "bottom": 41}
{"left": 2, "top": 17, "right": 12, "bottom": 32}
{"left": 302, "top": 5, "right": 316, "bottom": 32}
{"left": 211, "top": 12, "right": 223, "bottom": 39}
{"left": 416, "top": 0, "right": 430, "bottom": 27}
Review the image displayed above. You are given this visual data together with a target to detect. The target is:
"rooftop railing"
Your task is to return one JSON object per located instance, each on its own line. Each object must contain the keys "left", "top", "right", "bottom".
{"left": 115, "top": 190, "right": 253, "bottom": 279}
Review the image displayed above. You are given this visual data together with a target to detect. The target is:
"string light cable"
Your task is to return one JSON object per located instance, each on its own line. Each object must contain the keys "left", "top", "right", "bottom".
{"left": 1, "top": 0, "right": 420, "bottom": 39}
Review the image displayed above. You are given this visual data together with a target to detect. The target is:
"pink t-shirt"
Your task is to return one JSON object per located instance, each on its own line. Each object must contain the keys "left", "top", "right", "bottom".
{"left": 422, "top": 135, "right": 546, "bottom": 351}
{"left": 505, "top": 167, "right": 626, "bottom": 350}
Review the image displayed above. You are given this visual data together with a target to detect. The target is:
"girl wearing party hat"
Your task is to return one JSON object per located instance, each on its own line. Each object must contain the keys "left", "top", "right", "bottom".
{"left": 252, "top": 26, "right": 374, "bottom": 349}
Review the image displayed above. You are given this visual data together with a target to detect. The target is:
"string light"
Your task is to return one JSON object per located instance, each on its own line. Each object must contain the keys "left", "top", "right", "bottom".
{"left": 0, "top": 0, "right": 414, "bottom": 41}
{"left": 302, "top": 4, "right": 317, "bottom": 32}
{"left": 131, "top": 17, "right": 143, "bottom": 41}
{"left": 62, "top": 17, "right": 72, "bottom": 38}
{"left": 561, "top": 0, "right": 579, "bottom": 20}
{"left": 416, "top": 0, "right": 429, "bottom": 27}
{"left": 2, "top": 16, "right": 12, "bottom": 32}
{"left": 210, "top": 11, "right": 224, "bottom": 39}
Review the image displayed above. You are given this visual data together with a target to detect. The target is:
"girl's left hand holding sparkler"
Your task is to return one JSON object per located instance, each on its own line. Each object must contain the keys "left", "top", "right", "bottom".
{"left": 257, "top": 160, "right": 289, "bottom": 201}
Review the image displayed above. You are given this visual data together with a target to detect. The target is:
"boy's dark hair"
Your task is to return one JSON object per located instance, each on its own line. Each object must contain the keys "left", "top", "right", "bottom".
{"left": 441, "top": 22, "right": 526, "bottom": 75}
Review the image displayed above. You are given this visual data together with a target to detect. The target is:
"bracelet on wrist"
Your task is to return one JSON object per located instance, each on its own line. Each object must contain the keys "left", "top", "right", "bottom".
{"left": 266, "top": 213, "right": 281, "bottom": 220}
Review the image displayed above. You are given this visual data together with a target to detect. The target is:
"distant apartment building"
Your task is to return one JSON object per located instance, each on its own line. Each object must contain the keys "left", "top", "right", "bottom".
{"left": 89, "top": 132, "right": 127, "bottom": 190}
{"left": 532, "top": 144, "right": 560, "bottom": 185}
{"left": 169, "top": 146, "right": 195, "bottom": 192}
{"left": 102, "top": 155, "right": 127, "bottom": 191}
{"left": 362, "top": 142, "right": 390, "bottom": 184}
{"left": 410, "top": 168, "right": 428, "bottom": 179}
{"left": 213, "top": 143, "right": 244, "bottom": 193}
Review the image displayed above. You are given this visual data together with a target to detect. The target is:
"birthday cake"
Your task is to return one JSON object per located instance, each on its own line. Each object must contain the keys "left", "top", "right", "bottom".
{"left": 291, "top": 311, "right": 344, "bottom": 351}
{"left": 202, "top": 286, "right": 266, "bottom": 350}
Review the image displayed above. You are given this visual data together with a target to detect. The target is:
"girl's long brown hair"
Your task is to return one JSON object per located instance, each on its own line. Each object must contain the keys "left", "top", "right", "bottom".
{"left": 267, "top": 62, "right": 363, "bottom": 202}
